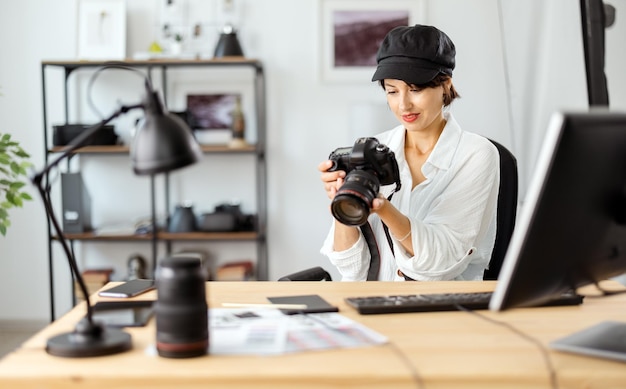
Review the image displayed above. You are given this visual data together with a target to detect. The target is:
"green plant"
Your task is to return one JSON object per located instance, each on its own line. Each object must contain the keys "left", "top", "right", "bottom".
{"left": 0, "top": 132, "right": 33, "bottom": 236}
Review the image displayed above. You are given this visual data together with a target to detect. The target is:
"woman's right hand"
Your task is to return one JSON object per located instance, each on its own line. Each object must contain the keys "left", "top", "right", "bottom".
{"left": 318, "top": 160, "right": 346, "bottom": 200}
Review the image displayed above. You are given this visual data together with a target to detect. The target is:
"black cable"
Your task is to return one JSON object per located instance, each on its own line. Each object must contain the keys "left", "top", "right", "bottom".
{"left": 386, "top": 341, "right": 425, "bottom": 389}
{"left": 454, "top": 304, "right": 559, "bottom": 389}
{"left": 589, "top": 281, "right": 626, "bottom": 297}
{"left": 86, "top": 64, "right": 151, "bottom": 120}
{"left": 300, "top": 312, "right": 423, "bottom": 387}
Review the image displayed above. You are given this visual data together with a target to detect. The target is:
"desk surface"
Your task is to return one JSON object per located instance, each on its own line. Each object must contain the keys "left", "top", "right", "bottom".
{"left": 1, "top": 281, "right": 626, "bottom": 389}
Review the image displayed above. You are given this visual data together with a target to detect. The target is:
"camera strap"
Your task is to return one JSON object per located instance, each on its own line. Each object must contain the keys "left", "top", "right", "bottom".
{"left": 360, "top": 192, "right": 399, "bottom": 281}
{"left": 382, "top": 223, "right": 395, "bottom": 257}
{"left": 381, "top": 192, "right": 397, "bottom": 258}
{"left": 360, "top": 222, "right": 381, "bottom": 280}
{"left": 380, "top": 193, "right": 416, "bottom": 281}
{"left": 383, "top": 222, "right": 417, "bottom": 281}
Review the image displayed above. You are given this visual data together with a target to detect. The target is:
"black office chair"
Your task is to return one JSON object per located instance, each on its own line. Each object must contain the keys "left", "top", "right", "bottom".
{"left": 483, "top": 139, "right": 518, "bottom": 280}
{"left": 278, "top": 266, "right": 333, "bottom": 281}
{"left": 280, "top": 139, "right": 518, "bottom": 282}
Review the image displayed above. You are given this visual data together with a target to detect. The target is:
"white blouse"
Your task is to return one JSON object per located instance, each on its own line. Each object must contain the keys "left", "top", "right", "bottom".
{"left": 320, "top": 112, "right": 500, "bottom": 281}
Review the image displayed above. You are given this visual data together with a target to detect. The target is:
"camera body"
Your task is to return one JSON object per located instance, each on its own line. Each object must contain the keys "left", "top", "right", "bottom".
{"left": 328, "top": 137, "right": 401, "bottom": 186}
{"left": 327, "top": 137, "right": 401, "bottom": 226}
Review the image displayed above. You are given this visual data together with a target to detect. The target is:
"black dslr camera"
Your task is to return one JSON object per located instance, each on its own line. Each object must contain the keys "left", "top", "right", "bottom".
{"left": 327, "top": 137, "right": 401, "bottom": 226}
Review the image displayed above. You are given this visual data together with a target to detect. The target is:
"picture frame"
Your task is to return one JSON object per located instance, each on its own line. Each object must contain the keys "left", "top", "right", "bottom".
{"left": 169, "top": 76, "right": 256, "bottom": 144}
{"left": 186, "top": 94, "right": 239, "bottom": 131}
{"left": 186, "top": 93, "right": 239, "bottom": 145}
{"left": 319, "top": 0, "right": 426, "bottom": 83}
{"left": 77, "top": 0, "right": 127, "bottom": 60}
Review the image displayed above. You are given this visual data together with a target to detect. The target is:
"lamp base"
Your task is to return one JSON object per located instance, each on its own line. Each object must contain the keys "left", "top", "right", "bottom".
{"left": 46, "top": 318, "right": 132, "bottom": 358}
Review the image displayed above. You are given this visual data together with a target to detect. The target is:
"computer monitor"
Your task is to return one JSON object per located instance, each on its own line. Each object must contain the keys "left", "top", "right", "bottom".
{"left": 490, "top": 110, "right": 626, "bottom": 311}
{"left": 489, "top": 110, "right": 626, "bottom": 362}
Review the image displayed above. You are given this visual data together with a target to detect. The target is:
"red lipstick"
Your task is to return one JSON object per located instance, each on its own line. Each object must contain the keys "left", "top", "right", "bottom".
{"left": 402, "top": 113, "right": 418, "bottom": 123}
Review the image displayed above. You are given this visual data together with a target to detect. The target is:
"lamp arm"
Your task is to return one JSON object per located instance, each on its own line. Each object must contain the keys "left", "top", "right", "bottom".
{"left": 34, "top": 183, "right": 94, "bottom": 319}
{"left": 33, "top": 103, "right": 143, "bottom": 185}
{"left": 32, "top": 103, "right": 143, "bottom": 325}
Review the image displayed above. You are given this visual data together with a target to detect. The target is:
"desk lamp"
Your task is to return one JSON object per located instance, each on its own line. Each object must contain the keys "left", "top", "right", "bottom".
{"left": 31, "top": 65, "right": 202, "bottom": 357}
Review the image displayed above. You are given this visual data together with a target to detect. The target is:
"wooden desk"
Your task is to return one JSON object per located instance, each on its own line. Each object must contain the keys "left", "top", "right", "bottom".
{"left": 1, "top": 281, "right": 625, "bottom": 389}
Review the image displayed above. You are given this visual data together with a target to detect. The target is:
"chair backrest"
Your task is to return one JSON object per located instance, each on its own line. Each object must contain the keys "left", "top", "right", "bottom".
{"left": 278, "top": 266, "right": 332, "bottom": 281}
{"left": 483, "top": 139, "right": 519, "bottom": 280}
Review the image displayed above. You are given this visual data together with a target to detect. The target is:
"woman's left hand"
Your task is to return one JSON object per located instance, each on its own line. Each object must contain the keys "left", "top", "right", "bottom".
{"left": 371, "top": 193, "right": 388, "bottom": 212}
{"left": 371, "top": 193, "right": 414, "bottom": 254}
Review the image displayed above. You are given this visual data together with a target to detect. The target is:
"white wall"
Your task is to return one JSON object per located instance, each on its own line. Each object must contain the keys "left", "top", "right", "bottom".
{"left": 1, "top": 0, "right": 625, "bottom": 321}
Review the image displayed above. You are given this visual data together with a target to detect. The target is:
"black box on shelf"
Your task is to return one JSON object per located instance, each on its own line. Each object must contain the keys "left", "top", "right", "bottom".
{"left": 61, "top": 172, "right": 92, "bottom": 233}
{"left": 52, "top": 124, "right": 118, "bottom": 146}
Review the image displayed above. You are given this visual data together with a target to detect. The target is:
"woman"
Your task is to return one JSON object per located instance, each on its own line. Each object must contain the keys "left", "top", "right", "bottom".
{"left": 319, "top": 24, "right": 500, "bottom": 281}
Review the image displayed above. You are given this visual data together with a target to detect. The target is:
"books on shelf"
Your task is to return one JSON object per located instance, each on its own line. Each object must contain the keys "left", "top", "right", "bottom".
{"left": 216, "top": 260, "right": 254, "bottom": 281}
{"left": 82, "top": 268, "right": 114, "bottom": 282}
{"left": 74, "top": 268, "right": 114, "bottom": 303}
{"left": 194, "top": 129, "right": 232, "bottom": 145}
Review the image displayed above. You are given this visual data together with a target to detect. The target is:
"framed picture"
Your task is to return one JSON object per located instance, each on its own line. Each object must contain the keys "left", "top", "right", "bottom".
{"left": 169, "top": 76, "right": 256, "bottom": 144}
{"left": 187, "top": 94, "right": 239, "bottom": 130}
{"left": 186, "top": 94, "right": 240, "bottom": 145}
{"left": 77, "top": 0, "right": 127, "bottom": 60}
{"left": 319, "top": 0, "right": 426, "bottom": 83}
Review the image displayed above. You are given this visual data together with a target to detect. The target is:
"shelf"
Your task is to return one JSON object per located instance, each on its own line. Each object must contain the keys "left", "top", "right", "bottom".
{"left": 41, "top": 58, "right": 268, "bottom": 320}
{"left": 56, "top": 231, "right": 259, "bottom": 241}
{"left": 49, "top": 145, "right": 130, "bottom": 154}
{"left": 159, "top": 231, "right": 259, "bottom": 241}
{"left": 49, "top": 144, "right": 257, "bottom": 154}
{"left": 42, "top": 58, "right": 262, "bottom": 68}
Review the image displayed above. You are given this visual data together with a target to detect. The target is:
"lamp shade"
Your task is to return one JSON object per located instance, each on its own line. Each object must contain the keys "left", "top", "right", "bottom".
{"left": 132, "top": 91, "right": 202, "bottom": 175}
{"left": 213, "top": 24, "right": 244, "bottom": 58}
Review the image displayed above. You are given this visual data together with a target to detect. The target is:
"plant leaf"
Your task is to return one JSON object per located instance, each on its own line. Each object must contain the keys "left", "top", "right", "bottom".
{"left": 10, "top": 181, "right": 26, "bottom": 190}
{"left": 15, "top": 149, "right": 30, "bottom": 158}
{"left": 10, "top": 161, "right": 20, "bottom": 174}
{"left": 10, "top": 195, "right": 23, "bottom": 207}
{"left": 0, "top": 132, "right": 32, "bottom": 235}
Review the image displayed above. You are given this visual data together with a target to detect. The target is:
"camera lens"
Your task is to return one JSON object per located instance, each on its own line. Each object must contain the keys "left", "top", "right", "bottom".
{"left": 331, "top": 170, "right": 380, "bottom": 226}
{"left": 155, "top": 256, "right": 208, "bottom": 358}
{"left": 332, "top": 195, "right": 369, "bottom": 225}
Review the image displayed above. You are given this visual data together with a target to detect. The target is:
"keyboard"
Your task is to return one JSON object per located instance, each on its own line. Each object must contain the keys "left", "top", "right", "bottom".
{"left": 345, "top": 291, "right": 584, "bottom": 315}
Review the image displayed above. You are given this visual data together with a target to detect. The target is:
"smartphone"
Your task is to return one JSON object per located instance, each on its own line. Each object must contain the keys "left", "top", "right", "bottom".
{"left": 98, "top": 279, "right": 156, "bottom": 298}
{"left": 267, "top": 294, "right": 339, "bottom": 315}
{"left": 91, "top": 300, "right": 154, "bottom": 328}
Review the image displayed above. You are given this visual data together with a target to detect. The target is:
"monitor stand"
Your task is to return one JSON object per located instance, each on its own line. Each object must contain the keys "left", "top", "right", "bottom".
{"left": 550, "top": 321, "right": 626, "bottom": 362}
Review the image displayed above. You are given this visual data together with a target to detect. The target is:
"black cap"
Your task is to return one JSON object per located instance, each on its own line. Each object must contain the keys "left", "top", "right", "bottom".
{"left": 372, "top": 24, "right": 456, "bottom": 85}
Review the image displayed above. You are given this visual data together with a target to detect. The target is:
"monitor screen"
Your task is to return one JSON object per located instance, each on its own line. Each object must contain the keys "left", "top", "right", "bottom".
{"left": 490, "top": 110, "right": 626, "bottom": 311}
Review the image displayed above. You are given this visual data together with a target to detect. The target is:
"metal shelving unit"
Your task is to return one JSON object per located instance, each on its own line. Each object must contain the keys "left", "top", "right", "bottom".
{"left": 41, "top": 59, "right": 268, "bottom": 320}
